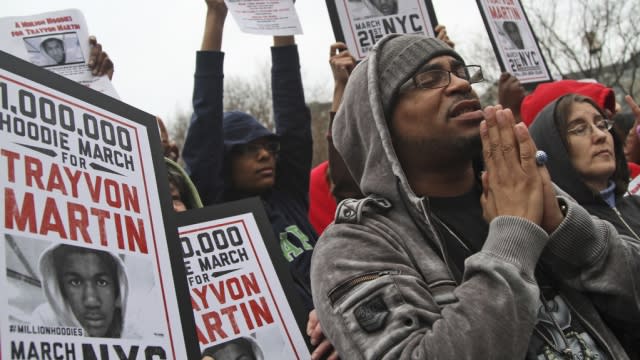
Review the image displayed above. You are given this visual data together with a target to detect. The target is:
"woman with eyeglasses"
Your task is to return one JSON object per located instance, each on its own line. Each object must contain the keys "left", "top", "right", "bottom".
{"left": 528, "top": 93, "right": 640, "bottom": 356}
{"left": 530, "top": 93, "right": 639, "bottom": 239}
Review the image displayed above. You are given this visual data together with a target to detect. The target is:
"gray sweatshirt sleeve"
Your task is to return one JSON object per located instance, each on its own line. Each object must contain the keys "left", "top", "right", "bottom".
{"left": 311, "top": 214, "right": 548, "bottom": 359}
{"left": 541, "top": 196, "right": 640, "bottom": 324}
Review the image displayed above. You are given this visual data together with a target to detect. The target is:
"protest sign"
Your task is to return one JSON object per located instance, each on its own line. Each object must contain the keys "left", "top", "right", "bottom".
{"left": 0, "top": 51, "right": 199, "bottom": 359}
{"left": 224, "top": 0, "right": 303, "bottom": 36}
{"left": 176, "top": 198, "right": 311, "bottom": 359}
{"left": 476, "top": 0, "right": 551, "bottom": 86}
{"left": 0, "top": 9, "right": 119, "bottom": 99}
{"left": 326, "top": 0, "right": 438, "bottom": 60}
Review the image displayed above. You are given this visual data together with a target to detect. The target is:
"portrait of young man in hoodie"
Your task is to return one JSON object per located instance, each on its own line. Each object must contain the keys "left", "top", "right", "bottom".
{"left": 40, "top": 37, "right": 67, "bottom": 65}
{"left": 310, "top": 33, "right": 640, "bottom": 359}
{"left": 31, "top": 244, "right": 128, "bottom": 338}
{"left": 347, "top": 0, "right": 398, "bottom": 19}
{"left": 364, "top": 0, "right": 398, "bottom": 16}
{"left": 201, "top": 336, "right": 264, "bottom": 360}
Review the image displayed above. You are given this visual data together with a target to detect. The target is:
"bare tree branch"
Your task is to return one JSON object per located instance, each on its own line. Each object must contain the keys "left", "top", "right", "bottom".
{"left": 522, "top": 0, "right": 640, "bottom": 102}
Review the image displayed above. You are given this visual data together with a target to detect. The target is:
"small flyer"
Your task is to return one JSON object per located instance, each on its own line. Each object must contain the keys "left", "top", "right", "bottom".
{"left": 224, "top": 0, "right": 303, "bottom": 36}
{"left": 0, "top": 9, "right": 119, "bottom": 98}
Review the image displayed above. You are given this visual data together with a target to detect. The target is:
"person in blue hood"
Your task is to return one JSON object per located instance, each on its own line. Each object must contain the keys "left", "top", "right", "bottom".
{"left": 182, "top": 2, "right": 334, "bottom": 359}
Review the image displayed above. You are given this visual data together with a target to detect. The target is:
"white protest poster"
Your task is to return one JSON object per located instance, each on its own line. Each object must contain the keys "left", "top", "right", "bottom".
{"left": 476, "top": 0, "right": 551, "bottom": 86}
{"left": 176, "top": 198, "right": 311, "bottom": 359}
{"left": 0, "top": 9, "right": 119, "bottom": 99}
{"left": 224, "top": 0, "right": 303, "bottom": 36}
{"left": 326, "top": 0, "right": 438, "bottom": 60}
{"left": 0, "top": 51, "right": 200, "bottom": 359}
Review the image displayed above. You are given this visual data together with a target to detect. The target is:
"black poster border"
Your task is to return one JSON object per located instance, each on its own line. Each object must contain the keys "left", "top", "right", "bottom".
{"left": 475, "top": 0, "right": 552, "bottom": 90}
{"left": 175, "top": 197, "right": 312, "bottom": 355}
{"left": 0, "top": 50, "right": 200, "bottom": 359}
{"left": 325, "top": 0, "right": 439, "bottom": 55}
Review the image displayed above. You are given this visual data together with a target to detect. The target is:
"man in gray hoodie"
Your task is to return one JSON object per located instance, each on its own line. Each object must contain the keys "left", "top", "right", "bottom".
{"left": 310, "top": 33, "right": 640, "bottom": 359}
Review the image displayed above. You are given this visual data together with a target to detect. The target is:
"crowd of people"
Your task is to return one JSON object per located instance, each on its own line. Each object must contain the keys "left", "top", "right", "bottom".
{"left": 184, "top": 1, "right": 640, "bottom": 357}
{"left": 19, "top": 0, "right": 640, "bottom": 358}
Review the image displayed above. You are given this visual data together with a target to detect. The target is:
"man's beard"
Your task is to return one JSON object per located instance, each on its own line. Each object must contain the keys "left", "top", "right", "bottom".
{"left": 394, "top": 132, "right": 482, "bottom": 168}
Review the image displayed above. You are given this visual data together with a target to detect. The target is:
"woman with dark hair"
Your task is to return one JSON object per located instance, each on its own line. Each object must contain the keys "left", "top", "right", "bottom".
{"left": 530, "top": 94, "right": 639, "bottom": 238}
{"left": 529, "top": 93, "right": 640, "bottom": 357}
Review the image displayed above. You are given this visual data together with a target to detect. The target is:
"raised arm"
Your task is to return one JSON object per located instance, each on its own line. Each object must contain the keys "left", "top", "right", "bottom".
{"left": 327, "top": 42, "right": 362, "bottom": 201}
{"left": 182, "top": 0, "right": 227, "bottom": 205}
{"left": 624, "top": 95, "right": 640, "bottom": 164}
{"left": 270, "top": 35, "right": 313, "bottom": 200}
{"left": 434, "top": 24, "right": 455, "bottom": 48}
{"left": 497, "top": 72, "right": 526, "bottom": 124}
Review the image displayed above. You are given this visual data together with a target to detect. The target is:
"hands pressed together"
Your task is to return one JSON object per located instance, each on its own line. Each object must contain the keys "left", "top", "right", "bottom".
{"left": 480, "top": 106, "right": 563, "bottom": 234}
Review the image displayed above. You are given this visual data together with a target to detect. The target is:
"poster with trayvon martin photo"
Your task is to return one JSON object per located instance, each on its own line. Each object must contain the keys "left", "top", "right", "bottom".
{"left": 175, "top": 197, "right": 312, "bottom": 359}
{"left": 476, "top": 0, "right": 552, "bottom": 87}
{"left": 0, "top": 50, "right": 200, "bottom": 359}
{"left": 325, "top": 0, "right": 438, "bottom": 60}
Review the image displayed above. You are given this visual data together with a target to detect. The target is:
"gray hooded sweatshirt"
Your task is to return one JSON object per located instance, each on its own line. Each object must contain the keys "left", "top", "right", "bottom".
{"left": 310, "top": 34, "right": 640, "bottom": 359}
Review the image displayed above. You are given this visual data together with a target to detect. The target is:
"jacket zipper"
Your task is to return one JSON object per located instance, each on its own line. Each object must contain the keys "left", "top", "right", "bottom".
{"left": 612, "top": 207, "right": 640, "bottom": 242}
{"left": 417, "top": 198, "right": 463, "bottom": 284}
{"left": 432, "top": 214, "right": 471, "bottom": 253}
{"left": 328, "top": 270, "right": 398, "bottom": 306}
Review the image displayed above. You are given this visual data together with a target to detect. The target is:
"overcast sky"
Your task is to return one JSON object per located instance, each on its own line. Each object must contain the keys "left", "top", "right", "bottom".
{"left": 1, "top": 0, "right": 492, "bottom": 124}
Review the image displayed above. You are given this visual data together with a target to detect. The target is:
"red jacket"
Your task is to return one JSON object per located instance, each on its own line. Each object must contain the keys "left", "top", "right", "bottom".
{"left": 308, "top": 161, "right": 337, "bottom": 235}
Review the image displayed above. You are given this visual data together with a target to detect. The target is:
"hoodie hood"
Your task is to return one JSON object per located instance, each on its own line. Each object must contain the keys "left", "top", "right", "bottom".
{"left": 528, "top": 96, "right": 628, "bottom": 205}
{"left": 222, "top": 111, "right": 278, "bottom": 153}
{"left": 39, "top": 37, "right": 65, "bottom": 64}
{"left": 245, "top": 335, "right": 265, "bottom": 360}
{"left": 165, "top": 157, "right": 203, "bottom": 210}
{"left": 35, "top": 243, "right": 129, "bottom": 337}
{"left": 201, "top": 336, "right": 265, "bottom": 360}
{"left": 333, "top": 34, "right": 463, "bottom": 209}
{"left": 361, "top": 0, "right": 396, "bottom": 17}
{"left": 220, "top": 111, "right": 279, "bottom": 201}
